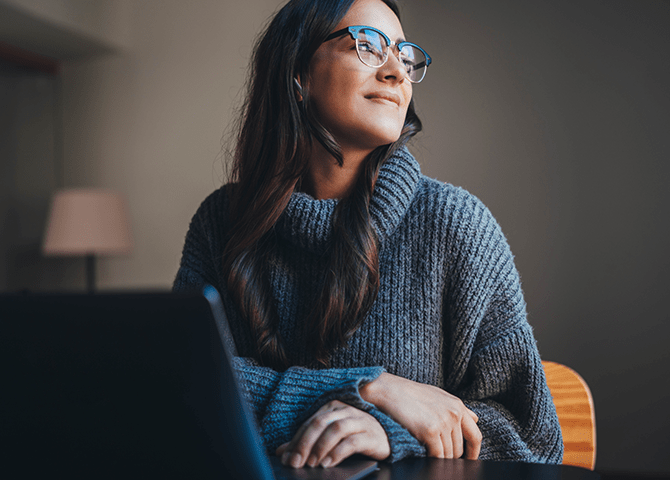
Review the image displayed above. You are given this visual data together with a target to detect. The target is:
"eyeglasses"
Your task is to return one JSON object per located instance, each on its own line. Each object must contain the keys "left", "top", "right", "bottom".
{"left": 325, "top": 25, "right": 432, "bottom": 83}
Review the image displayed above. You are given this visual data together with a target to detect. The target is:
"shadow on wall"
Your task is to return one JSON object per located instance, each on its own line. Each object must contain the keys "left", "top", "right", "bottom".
{"left": 0, "top": 59, "right": 83, "bottom": 292}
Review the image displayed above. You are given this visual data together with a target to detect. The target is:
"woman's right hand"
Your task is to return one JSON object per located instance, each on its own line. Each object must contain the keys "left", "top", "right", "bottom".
{"left": 359, "top": 372, "right": 482, "bottom": 459}
{"left": 276, "top": 399, "right": 390, "bottom": 468}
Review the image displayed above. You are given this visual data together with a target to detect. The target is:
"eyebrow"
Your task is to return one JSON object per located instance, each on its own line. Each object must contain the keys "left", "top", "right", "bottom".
{"left": 325, "top": 26, "right": 407, "bottom": 45}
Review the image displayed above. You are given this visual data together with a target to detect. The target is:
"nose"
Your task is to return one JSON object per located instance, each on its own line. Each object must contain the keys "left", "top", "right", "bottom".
{"left": 377, "top": 47, "right": 407, "bottom": 84}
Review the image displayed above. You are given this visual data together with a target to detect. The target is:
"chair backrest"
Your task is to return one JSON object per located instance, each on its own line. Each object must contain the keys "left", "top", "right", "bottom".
{"left": 542, "top": 361, "right": 596, "bottom": 470}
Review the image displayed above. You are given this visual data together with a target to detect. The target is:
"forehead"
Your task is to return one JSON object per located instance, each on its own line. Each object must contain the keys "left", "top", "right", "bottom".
{"left": 334, "top": 0, "right": 405, "bottom": 41}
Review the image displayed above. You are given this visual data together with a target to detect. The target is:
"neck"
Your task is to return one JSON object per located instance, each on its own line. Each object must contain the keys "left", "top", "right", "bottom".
{"left": 301, "top": 142, "right": 371, "bottom": 200}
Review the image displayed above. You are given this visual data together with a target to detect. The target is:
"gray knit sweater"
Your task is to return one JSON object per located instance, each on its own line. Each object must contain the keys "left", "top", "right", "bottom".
{"left": 173, "top": 147, "right": 563, "bottom": 464}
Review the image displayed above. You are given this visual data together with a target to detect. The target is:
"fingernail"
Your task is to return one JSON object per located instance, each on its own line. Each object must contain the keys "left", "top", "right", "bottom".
{"left": 307, "top": 455, "right": 318, "bottom": 467}
{"left": 321, "top": 456, "right": 332, "bottom": 468}
{"left": 289, "top": 453, "right": 302, "bottom": 468}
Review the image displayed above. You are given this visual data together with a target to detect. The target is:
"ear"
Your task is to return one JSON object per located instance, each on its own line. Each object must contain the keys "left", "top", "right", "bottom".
{"left": 293, "top": 76, "right": 303, "bottom": 102}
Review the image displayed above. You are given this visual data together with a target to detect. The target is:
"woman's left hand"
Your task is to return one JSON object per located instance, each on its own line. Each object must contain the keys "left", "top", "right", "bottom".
{"left": 276, "top": 400, "right": 390, "bottom": 468}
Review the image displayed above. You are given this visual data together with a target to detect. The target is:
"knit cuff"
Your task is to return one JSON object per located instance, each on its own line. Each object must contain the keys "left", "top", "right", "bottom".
{"left": 463, "top": 398, "right": 563, "bottom": 464}
{"left": 366, "top": 408, "right": 426, "bottom": 462}
{"left": 295, "top": 368, "right": 384, "bottom": 422}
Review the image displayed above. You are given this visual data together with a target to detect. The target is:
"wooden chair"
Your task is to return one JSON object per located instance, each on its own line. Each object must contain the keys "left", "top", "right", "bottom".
{"left": 542, "top": 361, "right": 596, "bottom": 470}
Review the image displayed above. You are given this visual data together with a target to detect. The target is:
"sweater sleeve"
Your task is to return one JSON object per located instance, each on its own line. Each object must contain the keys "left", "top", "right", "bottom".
{"left": 173, "top": 192, "right": 424, "bottom": 460}
{"left": 233, "top": 358, "right": 424, "bottom": 459}
{"left": 460, "top": 325, "right": 563, "bottom": 464}
{"left": 442, "top": 192, "right": 563, "bottom": 464}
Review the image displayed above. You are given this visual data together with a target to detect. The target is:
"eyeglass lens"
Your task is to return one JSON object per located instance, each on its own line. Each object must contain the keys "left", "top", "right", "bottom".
{"left": 356, "top": 28, "right": 427, "bottom": 83}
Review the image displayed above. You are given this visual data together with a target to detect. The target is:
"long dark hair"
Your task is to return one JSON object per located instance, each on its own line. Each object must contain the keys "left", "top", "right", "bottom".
{"left": 224, "top": 0, "right": 422, "bottom": 370}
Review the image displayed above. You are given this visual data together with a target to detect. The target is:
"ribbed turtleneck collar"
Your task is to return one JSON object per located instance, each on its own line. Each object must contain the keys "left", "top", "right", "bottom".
{"left": 275, "top": 146, "right": 421, "bottom": 254}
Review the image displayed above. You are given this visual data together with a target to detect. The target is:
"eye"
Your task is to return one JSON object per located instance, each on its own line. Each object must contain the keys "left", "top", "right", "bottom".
{"left": 358, "top": 41, "right": 374, "bottom": 52}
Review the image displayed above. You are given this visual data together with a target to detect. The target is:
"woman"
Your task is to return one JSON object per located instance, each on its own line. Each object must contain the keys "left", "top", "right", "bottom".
{"left": 174, "top": 0, "right": 563, "bottom": 469}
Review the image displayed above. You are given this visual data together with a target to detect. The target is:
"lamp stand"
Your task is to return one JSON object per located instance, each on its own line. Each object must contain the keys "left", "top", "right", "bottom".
{"left": 85, "top": 254, "right": 96, "bottom": 293}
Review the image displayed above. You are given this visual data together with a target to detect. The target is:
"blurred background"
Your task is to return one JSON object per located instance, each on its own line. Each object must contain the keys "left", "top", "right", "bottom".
{"left": 1, "top": 0, "right": 668, "bottom": 474}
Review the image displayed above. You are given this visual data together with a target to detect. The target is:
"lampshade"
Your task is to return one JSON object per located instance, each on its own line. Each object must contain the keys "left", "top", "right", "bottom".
{"left": 43, "top": 188, "right": 133, "bottom": 256}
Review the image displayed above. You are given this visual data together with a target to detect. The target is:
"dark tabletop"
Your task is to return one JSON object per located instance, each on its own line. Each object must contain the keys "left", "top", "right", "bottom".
{"left": 372, "top": 457, "right": 601, "bottom": 480}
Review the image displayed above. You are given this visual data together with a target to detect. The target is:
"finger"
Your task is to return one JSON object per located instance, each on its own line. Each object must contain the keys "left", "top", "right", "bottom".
{"left": 284, "top": 408, "right": 350, "bottom": 468}
{"left": 288, "top": 400, "right": 346, "bottom": 448}
{"left": 283, "top": 414, "right": 312, "bottom": 454}
{"left": 320, "top": 434, "right": 365, "bottom": 468}
{"left": 424, "top": 430, "right": 445, "bottom": 458}
{"left": 313, "top": 410, "right": 390, "bottom": 466}
{"left": 276, "top": 442, "right": 289, "bottom": 457}
{"left": 440, "top": 431, "right": 453, "bottom": 459}
{"left": 451, "top": 423, "right": 464, "bottom": 459}
{"left": 306, "top": 417, "right": 362, "bottom": 467}
{"left": 281, "top": 423, "right": 310, "bottom": 467}
{"left": 462, "top": 414, "right": 482, "bottom": 460}
{"left": 282, "top": 400, "right": 344, "bottom": 462}
{"left": 467, "top": 408, "right": 479, "bottom": 423}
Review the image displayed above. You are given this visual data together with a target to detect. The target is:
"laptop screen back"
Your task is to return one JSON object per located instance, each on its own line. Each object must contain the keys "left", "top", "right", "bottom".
{"left": 0, "top": 291, "right": 274, "bottom": 479}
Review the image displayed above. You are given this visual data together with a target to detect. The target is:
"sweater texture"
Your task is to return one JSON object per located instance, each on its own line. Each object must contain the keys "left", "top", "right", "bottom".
{"left": 173, "top": 146, "right": 563, "bottom": 464}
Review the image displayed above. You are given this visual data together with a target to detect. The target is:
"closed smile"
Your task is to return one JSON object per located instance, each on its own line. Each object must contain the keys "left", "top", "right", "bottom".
{"left": 364, "top": 91, "right": 401, "bottom": 106}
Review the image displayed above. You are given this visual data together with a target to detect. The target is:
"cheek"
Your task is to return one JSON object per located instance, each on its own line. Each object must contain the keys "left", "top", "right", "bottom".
{"left": 307, "top": 65, "right": 347, "bottom": 112}
{"left": 309, "top": 84, "right": 351, "bottom": 130}
{"left": 309, "top": 72, "right": 363, "bottom": 126}
{"left": 401, "top": 87, "right": 413, "bottom": 116}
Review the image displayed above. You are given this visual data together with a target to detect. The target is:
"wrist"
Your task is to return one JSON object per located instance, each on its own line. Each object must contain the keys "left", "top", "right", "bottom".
{"left": 360, "top": 372, "right": 389, "bottom": 409}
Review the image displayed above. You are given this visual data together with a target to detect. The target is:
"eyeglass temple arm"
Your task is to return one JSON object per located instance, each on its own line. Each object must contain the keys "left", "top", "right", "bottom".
{"left": 410, "top": 60, "right": 426, "bottom": 71}
{"left": 325, "top": 28, "right": 350, "bottom": 42}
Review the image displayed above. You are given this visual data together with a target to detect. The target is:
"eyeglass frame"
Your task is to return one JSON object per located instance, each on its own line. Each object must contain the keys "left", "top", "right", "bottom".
{"left": 324, "top": 25, "right": 432, "bottom": 83}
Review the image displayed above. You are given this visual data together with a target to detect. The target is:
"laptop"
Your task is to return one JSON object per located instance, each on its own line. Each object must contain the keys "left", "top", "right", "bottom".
{"left": 0, "top": 287, "right": 378, "bottom": 479}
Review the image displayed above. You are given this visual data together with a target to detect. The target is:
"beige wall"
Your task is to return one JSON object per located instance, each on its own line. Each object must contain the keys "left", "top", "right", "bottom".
{"left": 59, "top": 0, "right": 284, "bottom": 289}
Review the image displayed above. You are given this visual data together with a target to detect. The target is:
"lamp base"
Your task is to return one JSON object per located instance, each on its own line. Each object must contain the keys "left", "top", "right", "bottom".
{"left": 85, "top": 254, "right": 96, "bottom": 293}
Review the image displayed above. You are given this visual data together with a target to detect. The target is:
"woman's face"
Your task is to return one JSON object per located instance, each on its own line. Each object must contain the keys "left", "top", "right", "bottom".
{"left": 306, "top": 0, "right": 412, "bottom": 156}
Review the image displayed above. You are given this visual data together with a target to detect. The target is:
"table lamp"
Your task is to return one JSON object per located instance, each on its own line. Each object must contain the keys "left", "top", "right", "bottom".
{"left": 42, "top": 188, "right": 133, "bottom": 292}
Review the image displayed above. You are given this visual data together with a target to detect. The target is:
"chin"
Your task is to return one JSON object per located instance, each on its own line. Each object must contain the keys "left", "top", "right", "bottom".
{"left": 332, "top": 121, "right": 405, "bottom": 153}
{"left": 371, "top": 127, "right": 404, "bottom": 147}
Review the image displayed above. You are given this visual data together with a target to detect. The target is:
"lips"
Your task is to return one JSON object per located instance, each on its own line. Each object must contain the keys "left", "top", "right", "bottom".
{"left": 364, "top": 91, "right": 401, "bottom": 106}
